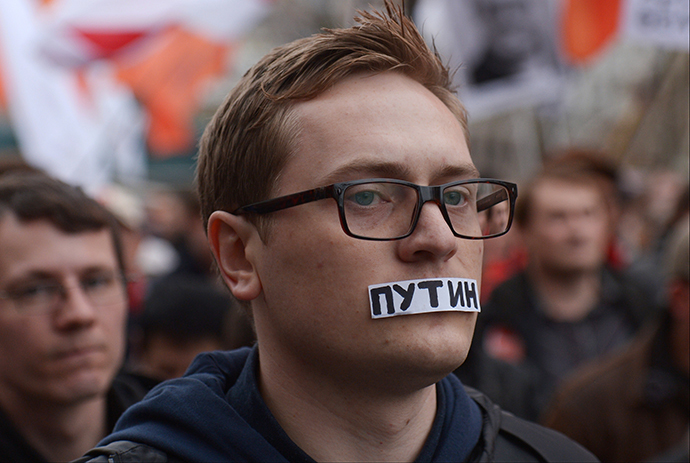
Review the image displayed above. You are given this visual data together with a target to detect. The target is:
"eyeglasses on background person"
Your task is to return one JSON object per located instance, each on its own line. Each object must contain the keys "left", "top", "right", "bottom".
{"left": 0, "top": 271, "right": 126, "bottom": 315}
{"left": 234, "top": 178, "right": 518, "bottom": 241}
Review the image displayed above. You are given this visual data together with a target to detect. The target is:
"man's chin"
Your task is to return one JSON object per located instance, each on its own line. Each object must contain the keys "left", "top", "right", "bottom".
{"left": 378, "top": 341, "right": 471, "bottom": 389}
{"left": 48, "top": 371, "right": 112, "bottom": 405}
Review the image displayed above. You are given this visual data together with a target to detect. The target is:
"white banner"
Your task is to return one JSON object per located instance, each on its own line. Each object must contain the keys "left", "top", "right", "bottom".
{"left": 38, "top": 0, "right": 274, "bottom": 66}
{"left": 413, "top": 0, "right": 565, "bottom": 120}
{"left": 622, "top": 0, "right": 689, "bottom": 51}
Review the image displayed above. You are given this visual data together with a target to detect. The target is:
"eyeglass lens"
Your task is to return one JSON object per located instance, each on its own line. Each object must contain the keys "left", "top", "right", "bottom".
{"left": 342, "top": 181, "right": 511, "bottom": 239}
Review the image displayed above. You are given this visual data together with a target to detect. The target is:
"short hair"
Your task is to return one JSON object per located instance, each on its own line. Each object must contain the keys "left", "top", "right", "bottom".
{"left": 0, "top": 172, "right": 125, "bottom": 275}
{"left": 196, "top": 1, "right": 467, "bottom": 234}
{"left": 139, "top": 275, "right": 238, "bottom": 345}
{"left": 515, "top": 154, "right": 614, "bottom": 229}
{"left": 0, "top": 155, "right": 43, "bottom": 177}
{"left": 543, "top": 149, "right": 618, "bottom": 189}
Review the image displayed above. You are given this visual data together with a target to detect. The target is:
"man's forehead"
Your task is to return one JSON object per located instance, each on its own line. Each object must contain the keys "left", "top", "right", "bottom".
{"left": 533, "top": 179, "right": 604, "bottom": 209}
{"left": 0, "top": 216, "right": 116, "bottom": 282}
{"left": 283, "top": 72, "right": 472, "bottom": 188}
{"left": 293, "top": 72, "right": 455, "bottom": 121}
{"left": 534, "top": 177, "right": 601, "bottom": 197}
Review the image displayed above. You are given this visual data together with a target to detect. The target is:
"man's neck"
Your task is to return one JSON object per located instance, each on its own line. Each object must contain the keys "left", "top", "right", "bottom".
{"left": 0, "top": 390, "right": 107, "bottom": 462}
{"left": 258, "top": 348, "right": 437, "bottom": 462}
{"left": 528, "top": 262, "right": 602, "bottom": 322}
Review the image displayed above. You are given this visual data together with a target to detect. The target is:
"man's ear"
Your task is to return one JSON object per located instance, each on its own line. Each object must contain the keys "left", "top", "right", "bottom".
{"left": 208, "top": 211, "right": 262, "bottom": 302}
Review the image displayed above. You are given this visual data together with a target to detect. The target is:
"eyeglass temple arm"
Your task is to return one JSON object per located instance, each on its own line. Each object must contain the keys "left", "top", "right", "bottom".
{"left": 476, "top": 188, "right": 509, "bottom": 213}
{"left": 234, "top": 186, "right": 334, "bottom": 215}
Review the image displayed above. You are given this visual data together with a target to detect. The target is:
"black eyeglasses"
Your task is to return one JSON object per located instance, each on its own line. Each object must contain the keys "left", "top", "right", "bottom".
{"left": 233, "top": 178, "right": 517, "bottom": 241}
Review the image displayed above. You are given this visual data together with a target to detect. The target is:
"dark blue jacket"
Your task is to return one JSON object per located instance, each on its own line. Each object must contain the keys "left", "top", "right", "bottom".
{"left": 74, "top": 347, "right": 598, "bottom": 462}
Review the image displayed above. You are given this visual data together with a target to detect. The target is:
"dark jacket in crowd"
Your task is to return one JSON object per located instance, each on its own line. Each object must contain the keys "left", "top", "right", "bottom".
{"left": 74, "top": 346, "right": 597, "bottom": 462}
{"left": 475, "top": 266, "right": 655, "bottom": 415}
{"left": 0, "top": 371, "right": 157, "bottom": 463}
{"left": 455, "top": 341, "right": 542, "bottom": 422}
{"left": 542, "top": 312, "right": 689, "bottom": 462}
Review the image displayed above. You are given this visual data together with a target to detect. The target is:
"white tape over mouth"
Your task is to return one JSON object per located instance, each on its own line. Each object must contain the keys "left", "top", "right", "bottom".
{"left": 369, "top": 278, "right": 480, "bottom": 319}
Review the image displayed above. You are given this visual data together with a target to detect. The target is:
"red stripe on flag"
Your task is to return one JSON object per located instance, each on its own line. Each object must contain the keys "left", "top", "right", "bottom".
{"left": 74, "top": 29, "right": 148, "bottom": 59}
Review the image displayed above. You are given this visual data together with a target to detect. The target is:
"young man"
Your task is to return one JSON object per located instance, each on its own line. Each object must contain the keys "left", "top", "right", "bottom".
{"left": 78, "top": 4, "right": 597, "bottom": 462}
{"left": 0, "top": 173, "right": 152, "bottom": 462}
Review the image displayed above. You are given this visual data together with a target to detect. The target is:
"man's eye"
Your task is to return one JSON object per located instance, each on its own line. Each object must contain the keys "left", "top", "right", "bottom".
{"left": 12, "top": 283, "right": 58, "bottom": 301}
{"left": 444, "top": 190, "right": 467, "bottom": 206}
{"left": 351, "top": 190, "right": 379, "bottom": 206}
{"left": 82, "top": 275, "right": 115, "bottom": 291}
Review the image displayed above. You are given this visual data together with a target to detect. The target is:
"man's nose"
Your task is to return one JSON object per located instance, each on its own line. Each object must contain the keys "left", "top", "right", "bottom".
{"left": 53, "top": 280, "right": 97, "bottom": 329}
{"left": 565, "top": 211, "right": 597, "bottom": 233}
{"left": 396, "top": 201, "right": 458, "bottom": 262}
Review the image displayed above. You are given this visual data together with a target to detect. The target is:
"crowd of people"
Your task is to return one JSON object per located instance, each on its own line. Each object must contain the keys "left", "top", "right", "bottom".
{"left": 0, "top": 2, "right": 687, "bottom": 462}
{"left": 458, "top": 150, "right": 689, "bottom": 462}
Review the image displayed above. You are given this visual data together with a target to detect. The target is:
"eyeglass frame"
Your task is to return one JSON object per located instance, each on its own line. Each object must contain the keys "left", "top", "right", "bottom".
{"left": 233, "top": 177, "right": 518, "bottom": 241}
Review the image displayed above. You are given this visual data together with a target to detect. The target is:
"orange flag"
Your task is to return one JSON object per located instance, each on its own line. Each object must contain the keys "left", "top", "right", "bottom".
{"left": 561, "top": 0, "right": 622, "bottom": 65}
{"left": 114, "top": 27, "right": 234, "bottom": 156}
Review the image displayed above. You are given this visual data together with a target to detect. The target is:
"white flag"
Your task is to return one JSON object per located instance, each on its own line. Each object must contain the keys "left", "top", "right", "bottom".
{"left": 0, "top": 0, "right": 273, "bottom": 191}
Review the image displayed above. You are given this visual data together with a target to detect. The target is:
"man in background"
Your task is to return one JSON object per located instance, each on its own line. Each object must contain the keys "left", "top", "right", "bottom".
{"left": 542, "top": 221, "right": 689, "bottom": 462}
{"left": 477, "top": 161, "right": 653, "bottom": 416}
{"left": 0, "top": 173, "right": 152, "bottom": 462}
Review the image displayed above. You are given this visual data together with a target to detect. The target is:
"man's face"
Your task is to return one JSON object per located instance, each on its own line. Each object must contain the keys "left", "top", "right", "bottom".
{"left": 523, "top": 179, "right": 610, "bottom": 274}
{"left": 0, "top": 215, "right": 127, "bottom": 405}
{"left": 248, "top": 72, "right": 482, "bottom": 390}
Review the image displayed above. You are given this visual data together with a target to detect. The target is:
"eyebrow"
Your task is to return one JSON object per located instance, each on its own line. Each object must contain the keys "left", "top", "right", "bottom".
{"left": 319, "top": 160, "right": 481, "bottom": 185}
{"left": 435, "top": 164, "right": 482, "bottom": 181}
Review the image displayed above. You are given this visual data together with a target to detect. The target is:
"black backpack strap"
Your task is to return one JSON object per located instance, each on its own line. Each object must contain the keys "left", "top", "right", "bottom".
{"left": 72, "top": 440, "right": 169, "bottom": 463}
{"left": 465, "top": 385, "right": 599, "bottom": 462}
{"left": 496, "top": 411, "right": 599, "bottom": 462}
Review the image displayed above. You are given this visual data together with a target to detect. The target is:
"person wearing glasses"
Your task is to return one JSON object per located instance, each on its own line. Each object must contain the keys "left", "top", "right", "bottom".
{"left": 77, "top": 3, "right": 596, "bottom": 462}
{"left": 0, "top": 173, "right": 154, "bottom": 462}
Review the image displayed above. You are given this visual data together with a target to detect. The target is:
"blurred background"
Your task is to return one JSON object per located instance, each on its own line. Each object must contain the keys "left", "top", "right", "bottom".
{"left": 0, "top": 0, "right": 689, "bottom": 187}
{"left": 1, "top": 0, "right": 687, "bottom": 188}
{"left": 0, "top": 0, "right": 687, "bottom": 259}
